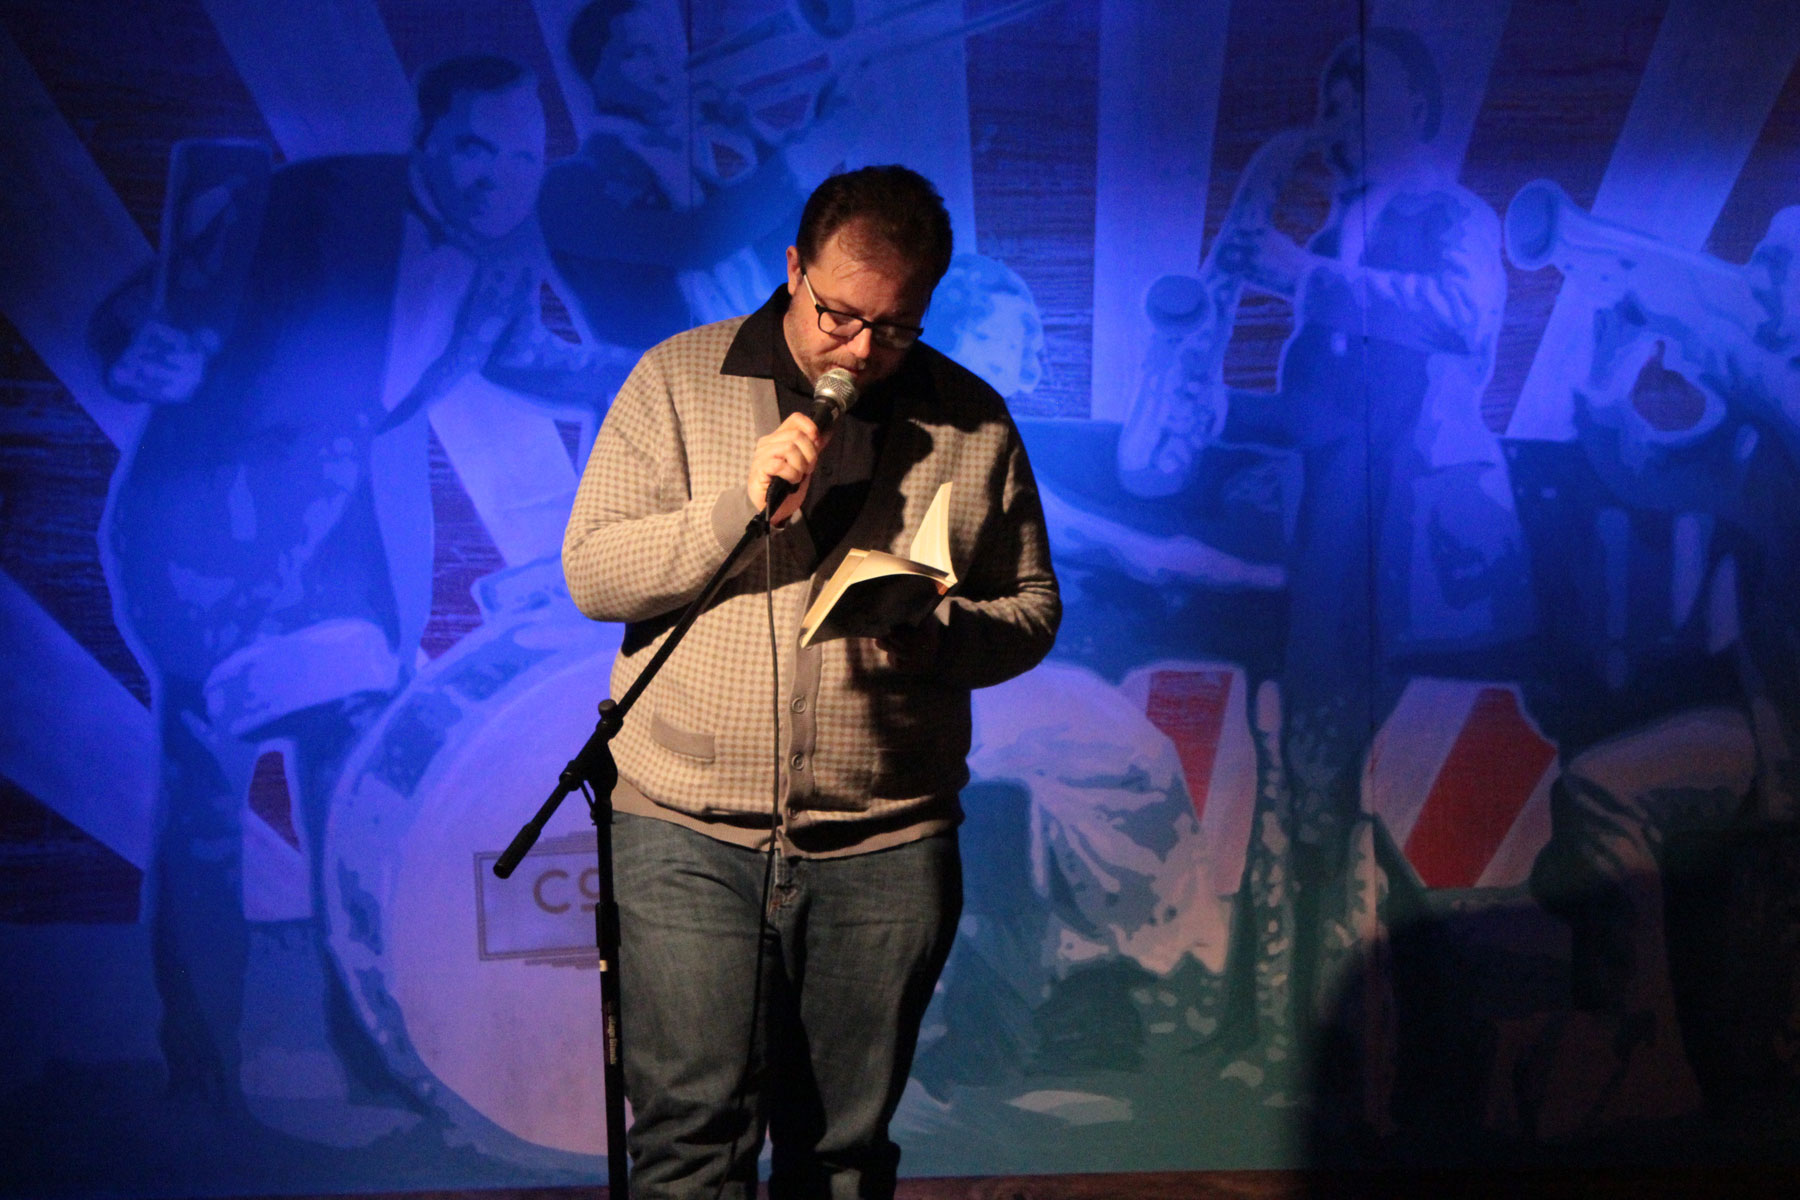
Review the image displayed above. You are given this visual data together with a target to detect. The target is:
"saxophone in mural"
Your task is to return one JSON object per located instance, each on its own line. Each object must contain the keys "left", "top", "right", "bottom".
{"left": 1117, "top": 127, "right": 1319, "bottom": 498}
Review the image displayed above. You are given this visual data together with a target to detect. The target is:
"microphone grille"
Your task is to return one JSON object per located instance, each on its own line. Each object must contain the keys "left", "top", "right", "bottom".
{"left": 814, "top": 367, "right": 859, "bottom": 415}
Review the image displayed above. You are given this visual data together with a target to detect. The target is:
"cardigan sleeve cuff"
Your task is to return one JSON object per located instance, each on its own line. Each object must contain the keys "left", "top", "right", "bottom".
{"left": 711, "top": 485, "right": 761, "bottom": 554}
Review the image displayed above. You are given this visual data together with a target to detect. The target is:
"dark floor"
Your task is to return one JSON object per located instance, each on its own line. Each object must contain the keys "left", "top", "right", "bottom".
{"left": 259, "top": 1166, "right": 1800, "bottom": 1200}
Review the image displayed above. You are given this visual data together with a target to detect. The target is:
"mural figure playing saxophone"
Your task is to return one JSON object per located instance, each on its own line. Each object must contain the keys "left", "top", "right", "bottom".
{"left": 1118, "top": 27, "right": 1530, "bottom": 1115}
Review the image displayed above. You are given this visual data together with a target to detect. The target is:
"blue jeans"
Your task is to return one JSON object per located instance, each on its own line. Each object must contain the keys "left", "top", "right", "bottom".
{"left": 611, "top": 810, "right": 961, "bottom": 1199}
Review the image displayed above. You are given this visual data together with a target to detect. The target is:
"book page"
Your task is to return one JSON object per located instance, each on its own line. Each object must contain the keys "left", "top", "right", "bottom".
{"left": 908, "top": 482, "right": 954, "bottom": 575}
{"left": 798, "top": 548, "right": 951, "bottom": 647}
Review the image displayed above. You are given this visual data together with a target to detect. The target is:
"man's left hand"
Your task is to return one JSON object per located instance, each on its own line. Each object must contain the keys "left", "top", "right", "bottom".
{"left": 876, "top": 619, "right": 940, "bottom": 673}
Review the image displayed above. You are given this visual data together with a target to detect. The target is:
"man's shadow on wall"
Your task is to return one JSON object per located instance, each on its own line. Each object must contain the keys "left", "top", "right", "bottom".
{"left": 1299, "top": 821, "right": 1800, "bottom": 1195}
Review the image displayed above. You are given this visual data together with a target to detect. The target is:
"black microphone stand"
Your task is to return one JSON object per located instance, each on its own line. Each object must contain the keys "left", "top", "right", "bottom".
{"left": 492, "top": 509, "right": 775, "bottom": 1200}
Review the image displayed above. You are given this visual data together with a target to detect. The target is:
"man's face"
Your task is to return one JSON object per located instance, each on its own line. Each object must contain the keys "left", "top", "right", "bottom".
{"left": 950, "top": 294, "right": 1033, "bottom": 398}
{"left": 419, "top": 82, "right": 547, "bottom": 242}
{"left": 588, "top": 1, "right": 686, "bottom": 137}
{"left": 1318, "top": 46, "right": 1426, "bottom": 185}
{"left": 782, "top": 219, "right": 934, "bottom": 389}
{"left": 1751, "top": 228, "right": 1799, "bottom": 347}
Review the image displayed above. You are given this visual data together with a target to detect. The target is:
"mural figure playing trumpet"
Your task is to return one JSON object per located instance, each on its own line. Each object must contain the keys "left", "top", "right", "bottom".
{"left": 1505, "top": 177, "right": 1800, "bottom": 1131}
{"left": 538, "top": 0, "right": 865, "bottom": 355}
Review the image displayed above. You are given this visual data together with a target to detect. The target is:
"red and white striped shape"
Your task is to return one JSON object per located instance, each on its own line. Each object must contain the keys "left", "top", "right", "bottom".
{"left": 1119, "top": 661, "right": 1258, "bottom": 897}
{"left": 1365, "top": 679, "right": 1557, "bottom": 890}
{"left": 983, "top": 664, "right": 1555, "bottom": 897}
{"left": 1119, "top": 668, "right": 1558, "bottom": 893}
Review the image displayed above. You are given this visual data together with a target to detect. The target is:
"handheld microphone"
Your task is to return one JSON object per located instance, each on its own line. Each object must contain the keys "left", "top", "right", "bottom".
{"left": 763, "top": 367, "right": 859, "bottom": 520}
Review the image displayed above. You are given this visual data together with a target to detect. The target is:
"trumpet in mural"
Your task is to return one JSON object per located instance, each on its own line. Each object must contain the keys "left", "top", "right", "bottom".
{"left": 1506, "top": 178, "right": 1765, "bottom": 309}
{"left": 1116, "top": 127, "right": 1320, "bottom": 498}
{"left": 686, "top": 0, "right": 1060, "bottom": 145}
{"left": 1505, "top": 178, "right": 1781, "bottom": 421}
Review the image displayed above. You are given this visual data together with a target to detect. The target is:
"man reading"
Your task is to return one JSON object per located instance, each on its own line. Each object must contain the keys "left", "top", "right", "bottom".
{"left": 562, "top": 165, "right": 1060, "bottom": 1197}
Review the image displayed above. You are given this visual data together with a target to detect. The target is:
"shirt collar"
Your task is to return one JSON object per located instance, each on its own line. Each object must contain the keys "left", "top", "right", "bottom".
{"left": 721, "top": 286, "right": 790, "bottom": 379}
{"left": 721, "top": 286, "right": 918, "bottom": 420}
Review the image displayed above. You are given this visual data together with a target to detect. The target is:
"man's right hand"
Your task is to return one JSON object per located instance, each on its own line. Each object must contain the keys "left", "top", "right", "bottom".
{"left": 108, "top": 319, "right": 214, "bottom": 404}
{"left": 748, "top": 411, "right": 831, "bottom": 525}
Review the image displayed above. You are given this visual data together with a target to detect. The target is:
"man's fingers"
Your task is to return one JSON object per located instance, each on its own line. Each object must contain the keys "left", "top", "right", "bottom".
{"left": 874, "top": 620, "right": 940, "bottom": 672}
{"left": 771, "top": 433, "right": 818, "bottom": 475}
{"left": 758, "top": 439, "right": 814, "bottom": 493}
{"left": 748, "top": 413, "right": 837, "bottom": 514}
{"left": 783, "top": 411, "right": 821, "bottom": 440}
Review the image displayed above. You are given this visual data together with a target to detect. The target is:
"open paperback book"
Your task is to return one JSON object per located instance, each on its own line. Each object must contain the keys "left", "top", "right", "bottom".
{"left": 799, "top": 482, "right": 956, "bottom": 647}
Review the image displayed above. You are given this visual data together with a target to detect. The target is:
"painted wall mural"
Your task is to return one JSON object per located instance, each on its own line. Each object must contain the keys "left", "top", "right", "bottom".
{"left": 1, "top": 0, "right": 1797, "bottom": 1194}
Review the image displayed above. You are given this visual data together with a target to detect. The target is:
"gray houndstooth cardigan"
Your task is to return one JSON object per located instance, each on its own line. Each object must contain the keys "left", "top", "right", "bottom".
{"left": 562, "top": 305, "right": 1060, "bottom": 856}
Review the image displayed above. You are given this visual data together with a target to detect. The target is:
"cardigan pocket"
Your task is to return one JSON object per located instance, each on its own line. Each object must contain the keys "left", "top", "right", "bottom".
{"left": 649, "top": 711, "right": 716, "bottom": 763}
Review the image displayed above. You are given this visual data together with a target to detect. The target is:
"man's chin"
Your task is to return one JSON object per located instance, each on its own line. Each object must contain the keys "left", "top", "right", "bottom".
{"left": 466, "top": 215, "right": 527, "bottom": 242}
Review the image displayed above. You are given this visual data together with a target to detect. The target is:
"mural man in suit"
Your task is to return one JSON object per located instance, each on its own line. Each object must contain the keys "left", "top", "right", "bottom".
{"left": 96, "top": 54, "right": 624, "bottom": 1119}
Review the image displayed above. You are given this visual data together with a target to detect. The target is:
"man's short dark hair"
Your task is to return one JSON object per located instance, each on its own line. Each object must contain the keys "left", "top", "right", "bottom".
{"left": 568, "top": 0, "right": 636, "bottom": 83}
{"left": 414, "top": 54, "right": 535, "bottom": 149}
{"left": 1322, "top": 26, "right": 1443, "bottom": 143}
{"left": 796, "top": 165, "right": 955, "bottom": 287}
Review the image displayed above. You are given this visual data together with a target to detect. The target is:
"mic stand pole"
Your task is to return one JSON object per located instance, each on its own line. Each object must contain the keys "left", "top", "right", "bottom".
{"left": 493, "top": 511, "right": 775, "bottom": 1200}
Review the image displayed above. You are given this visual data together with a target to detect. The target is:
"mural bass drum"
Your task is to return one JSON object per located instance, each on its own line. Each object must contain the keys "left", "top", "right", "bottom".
{"left": 325, "top": 603, "right": 624, "bottom": 1163}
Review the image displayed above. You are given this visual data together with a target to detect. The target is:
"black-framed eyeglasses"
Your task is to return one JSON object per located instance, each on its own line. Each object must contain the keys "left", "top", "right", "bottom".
{"left": 802, "top": 273, "right": 924, "bottom": 351}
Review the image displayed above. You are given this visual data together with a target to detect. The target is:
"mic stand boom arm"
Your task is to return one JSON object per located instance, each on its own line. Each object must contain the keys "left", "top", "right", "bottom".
{"left": 492, "top": 509, "right": 775, "bottom": 1200}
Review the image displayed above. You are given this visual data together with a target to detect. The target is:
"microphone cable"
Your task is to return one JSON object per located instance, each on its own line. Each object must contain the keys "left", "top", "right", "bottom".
{"left": 716, "top": 369, "right": 856, "bottom": 1196}
{"left": 713, "top": 524, "right": 784, "bottom": 1200}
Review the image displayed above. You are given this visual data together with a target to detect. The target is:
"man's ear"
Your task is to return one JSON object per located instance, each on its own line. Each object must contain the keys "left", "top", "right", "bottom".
{"left": 785, "top": 245, "right": 802, "bottom": 294}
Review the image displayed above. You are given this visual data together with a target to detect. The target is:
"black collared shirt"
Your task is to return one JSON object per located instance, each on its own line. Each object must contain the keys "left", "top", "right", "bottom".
{"left": 720, "top": 287, "right": 906, "bottom": 560}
